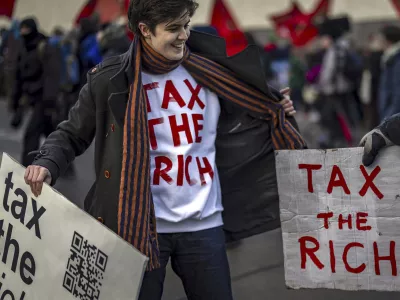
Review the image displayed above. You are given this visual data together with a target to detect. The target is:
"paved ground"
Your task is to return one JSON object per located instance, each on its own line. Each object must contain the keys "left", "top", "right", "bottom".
{"left": 0, "top": 99, "right": 398, "bottom": 299}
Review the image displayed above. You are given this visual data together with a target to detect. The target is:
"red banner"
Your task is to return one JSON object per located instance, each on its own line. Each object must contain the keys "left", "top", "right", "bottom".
{"left": 391, "top": 0, "right": 400, "bottom": 16}
{"left": 270, "top": 0, "right": 331, "bottom": 47}
{"left": 74, "top": 0, "right": 98, "bottom": 25}
{"left": 210, "top": 0, "right": 248, "bottom": 56}
{"left": 0, "top": 0, "right": 16, "bottom": 19}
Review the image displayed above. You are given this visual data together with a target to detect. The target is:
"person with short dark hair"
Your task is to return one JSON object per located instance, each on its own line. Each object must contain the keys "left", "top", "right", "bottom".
{"left": 11, "top": 17, "right": 62, "bottom": 166}
{"left": 24, "top": 0, "right": 305, "bottom": 298}
{"left": 378, "top": 25, "right": 400, "bottom": 121}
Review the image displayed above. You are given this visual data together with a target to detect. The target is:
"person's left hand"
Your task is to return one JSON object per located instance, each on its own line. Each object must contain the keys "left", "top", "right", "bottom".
{"left": 280, "top": 87, "right": 296, "bottom": 116}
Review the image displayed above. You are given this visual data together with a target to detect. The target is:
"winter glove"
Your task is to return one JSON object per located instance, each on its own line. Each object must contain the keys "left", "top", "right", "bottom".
{"left": 360, "top": 113, "right": 400, "bottom": 166}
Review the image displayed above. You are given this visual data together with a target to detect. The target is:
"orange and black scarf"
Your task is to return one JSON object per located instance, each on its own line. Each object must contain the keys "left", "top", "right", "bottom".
{"left": 118, "top": 36, "right": 306, "bottom": 270}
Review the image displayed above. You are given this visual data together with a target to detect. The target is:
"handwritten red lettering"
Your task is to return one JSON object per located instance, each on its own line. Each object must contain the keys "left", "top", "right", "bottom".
{"left": 298, "top": 164, "right": 322, "bottom": 193}
{"left": 169, "top": 114, "right": 193, "bottom": 147}
{"left": 144, "top": 82, "right": 159, "bottom": 112}
{"left": 338, "top": 214, "right": 352, "bottom": 230}
{"left": 359, "top": 165, "right": 384, "bottom": 200}
{"left": 343, "top": 242, "right": 366, "bottom": 274}
{"left": 177, "top": 155, "right": 184, "bottom": 186}
{"left": 356, "top": 212, "right": 372, "bottom": 231}
{"left": 327, "top": 165, "right": 350, "bottom": 195}
{"left": 162, "top": 80, "right": 186, "bottom": 109}
{"left": 185, "top": 155, "right": 196, "bottom": 186}
{"left": 148, "top": 117, "right": 164, "bottom": 150}
{"left": 374, "top": 241, "right": 397, "bottom": 276}
{"left": 317, "top": 212, "right": 333, "bottom": 229}
{"left": 192, "top": 114, "right": 204, "bottom": 143}
{"left": 196, "top": 157, "right": 214, "bottom": 186}
{"left": 152, "top": 155, "right": 213, "bottom": 186}
{"left": 299, "top": 236, "right": 324, "bottom": 270}
{"left": 153, "top": 156, "right": 173, "bottom": 185}
{"left": 329, "top": 240, "right": 336, "bottom": 273}
{"left": 184, "top": 79, "right": 205, "bottom": 110}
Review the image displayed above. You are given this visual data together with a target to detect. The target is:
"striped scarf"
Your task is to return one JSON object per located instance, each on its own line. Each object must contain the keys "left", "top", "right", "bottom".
{"left": 118, "top": 36, "right": 306, "bottom": 271}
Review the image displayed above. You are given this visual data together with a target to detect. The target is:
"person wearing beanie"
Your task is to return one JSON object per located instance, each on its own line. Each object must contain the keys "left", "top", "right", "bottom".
{"left": 378, "top": 25, "right": 400, "bottom": 121}
{"left": 315, "top": 16, "right": 362, "bottom": 148}
{"left": 10, "top": 17, "right": 63, "bottom": 167}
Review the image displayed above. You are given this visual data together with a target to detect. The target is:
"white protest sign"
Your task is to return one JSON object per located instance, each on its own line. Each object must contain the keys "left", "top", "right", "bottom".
{"left": 276, "top": 147, "right": 400, "bottom": 291}
{"left": 0, "top": 153, "right": 148, "bottom": 300}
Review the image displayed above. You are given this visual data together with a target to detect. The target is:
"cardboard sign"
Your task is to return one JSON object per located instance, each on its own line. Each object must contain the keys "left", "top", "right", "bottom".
{"left": 276, "top": 147, "right": 400, "bottom": 291}
{"left": 0, "top": 153, "right": 148, "bottom": 300}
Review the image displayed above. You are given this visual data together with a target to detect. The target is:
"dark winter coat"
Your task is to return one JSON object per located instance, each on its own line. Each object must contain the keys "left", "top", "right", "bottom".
{"left": 379, "top": 49, "right": 400, "bottom": 122}
{"left": 32, "top": 30, "right": 301, "bottom": 243}
{"left": 12, "top": 33, "right": 62, "bottom": 110}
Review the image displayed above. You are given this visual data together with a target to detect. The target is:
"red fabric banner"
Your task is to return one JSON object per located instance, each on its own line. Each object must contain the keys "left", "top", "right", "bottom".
{"left": 210, "top": 0, "right": 248, "bottom": 56}
{"left": 270, "top": 0, "right": 331, "bottom": 47}
{"left": 96, "top": 0, "right": 121, "bottom": 23}
{"left": 74, "top": 0, "right": 98, "bottom": 25}
{"left": 0, "top": 0, "right": 16, "bottom": 19}
{"left": 390, "top": 0, "right": 400, "bottom": 16}
{"left": 310, "top": 0, "right": 331, "bottom": 18}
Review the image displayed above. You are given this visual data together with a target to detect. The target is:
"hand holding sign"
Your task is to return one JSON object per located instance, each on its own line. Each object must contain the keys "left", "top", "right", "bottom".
{"left": 280, "top": 87, "right": 296, "bottom": 116}
{"left": 360, "top": 113, "right": 400, "bottom": 166}
{"left": 276, "top": 147, "right": 400, "bottom": 292}
{"left": 0, "top": 153, "right": 147, "bottom": 299}
{"left": 24, "top": 165, "right": 52, "bottom": 197}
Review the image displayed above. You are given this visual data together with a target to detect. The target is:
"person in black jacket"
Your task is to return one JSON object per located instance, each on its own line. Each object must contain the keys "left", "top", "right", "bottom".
{"left": 23, "top": 1, "right": 303, "bottom": 298}
{"left": 11, "top": 17, "right": 62, "bottom": 166}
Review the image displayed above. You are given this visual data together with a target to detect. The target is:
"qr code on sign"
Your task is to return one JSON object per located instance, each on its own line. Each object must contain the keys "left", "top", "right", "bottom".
{"left": 63, "top": 232, "right": 108, "bottom": 300}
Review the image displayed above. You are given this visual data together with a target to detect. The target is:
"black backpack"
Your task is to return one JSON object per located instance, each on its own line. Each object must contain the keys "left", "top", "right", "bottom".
{"left": 340, "top": 48, "right": 363, "bottom": 82}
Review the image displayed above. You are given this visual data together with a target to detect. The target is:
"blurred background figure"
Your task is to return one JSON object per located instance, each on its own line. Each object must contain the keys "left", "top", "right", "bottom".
{"left": 97, "top": 22, "right": 130, "bottom": 59}
{"left": 2, "top": 1, "right": 400, "bottom": 299}
{"left": 314, "top": 16, "right": 363, "bottom": 148}
{"left": 77, "top": 15, "right": 102, "bottom": 86}
{"left": 1, "top": 19, "right": 22, "bottom": 107}
{"left": 10, "top": 17, "right": 62, "bottom": 166}
{"left": 377, "top": 25, "right": 400, "bottom": 122}
{"left": 360, "top": 32, "right": 384, "bottom": 131}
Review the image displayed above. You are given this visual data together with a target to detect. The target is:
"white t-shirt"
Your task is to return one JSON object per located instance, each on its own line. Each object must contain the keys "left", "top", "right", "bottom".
{"left": 142, "top": 65, "right": 223, "bottom": 233}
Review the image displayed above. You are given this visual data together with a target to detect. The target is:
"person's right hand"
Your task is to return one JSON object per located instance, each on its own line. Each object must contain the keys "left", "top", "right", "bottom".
{"left": 24, "top": 165, "right": 52, "bottom": 197}
{"left": 360, "top": 129, "right": 393, "bottom": 166}
{"left": 360, "top": 114, "right": 400, "bottom": 166}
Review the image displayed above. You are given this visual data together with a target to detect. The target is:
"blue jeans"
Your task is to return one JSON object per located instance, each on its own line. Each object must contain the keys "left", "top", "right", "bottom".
{"left": 138, "top": 226, "right": 233, "bottom": 300}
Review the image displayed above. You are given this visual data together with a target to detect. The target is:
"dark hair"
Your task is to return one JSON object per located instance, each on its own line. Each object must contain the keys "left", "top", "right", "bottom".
{"left": 128, "top": 0, "right": 199, "bottom": 34}
{"left": 381, "top": 25, "right": 400, "bottom": 44}
{"left": 52, "top": 26, "right": 65, "bottom": 37}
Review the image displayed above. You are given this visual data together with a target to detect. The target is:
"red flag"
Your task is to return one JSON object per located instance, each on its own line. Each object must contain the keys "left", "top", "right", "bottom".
{"left": 96, "top": 0, "right": 121, "bottom": 23}
{"left": 125, "top": 0, "right": 130, "bottom": 12}
{"left": 270, "top": 2, "right": 303, "bottom": 38}
{"left": 391, "top": 0, "right": 400, "bottom": 16}
{"left": 123, "top": 0, "right": 134, "bottom": 40}
{"left": 269, "top": 0, "right": 331, "bottom": 47}
{"left": 310, "top": 0, "right": 331, "bottom": 18}
{"left": 0, "top": 0, "right": 16, "bottom": 18}
{"left": 74, "top": 0, "right": 98, "bottom": 25}
{"left": 210, "top": 0, "right": 247, "bottom": 56}
{"left": 270, "top": 2, "right": 308, "bottom": 40}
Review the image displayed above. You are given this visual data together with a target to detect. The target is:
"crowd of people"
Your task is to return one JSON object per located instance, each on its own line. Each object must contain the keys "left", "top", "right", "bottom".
{"left": 258, "top": 16, "right": 400, "bottom": 149}
{"left": 1, "top": 1, "right": 400, "bottom": 299}
{"left": 0, "top": 13, "right": 131, "bottom": 167}
{"left": 1, "top": 13, "right": 400, "bottom": 157}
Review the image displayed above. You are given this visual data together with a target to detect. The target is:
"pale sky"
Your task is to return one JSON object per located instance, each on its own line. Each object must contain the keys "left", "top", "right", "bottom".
{"left": 0, "top": 0, "right": 398, "bottom": 33}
